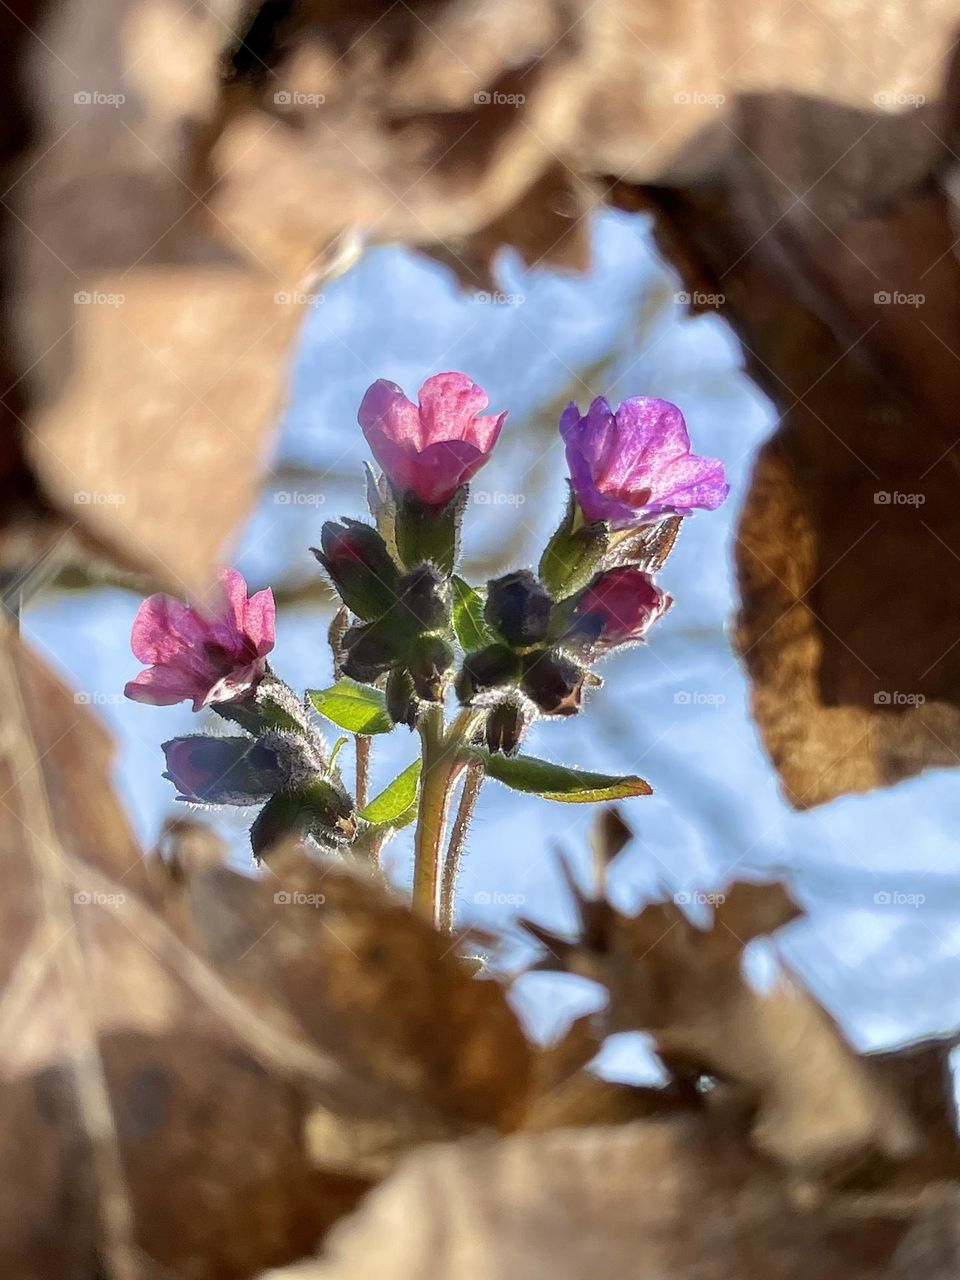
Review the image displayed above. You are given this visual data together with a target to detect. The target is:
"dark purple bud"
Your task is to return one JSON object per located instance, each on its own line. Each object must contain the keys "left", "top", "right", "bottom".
{"left": 455, "top": 643, "right": 522, "bottom": 704}
{"left": 386, "top": 665, "right": 418, "bottom": 728}
{"left": 521, "top": 649, "right": 587, "bottom": 716}
{"left": 341, "top": 617, "right": 404, "bottom": 682}
{"left": 408, "top": 633, "right": 455, "bottom": 702}
{"left": 313, "top": 519, "right": 400, "bottom": 621}
{"left": 484, "top": 570, "right": 552, "bottom": 647}
{"left": 396, "top": 564, "right": 448, "bottom": 630}
{"left": 251, "top": 781, "right": 357, "bottom": 860}
{"left": 485, "top": 696, "right": 530, "bottom": 755}
{"left": 161, "top": 735, "right": 279, "bottom": 805}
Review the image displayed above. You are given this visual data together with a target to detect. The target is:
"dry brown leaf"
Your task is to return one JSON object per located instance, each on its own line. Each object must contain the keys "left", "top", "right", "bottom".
{"left": 0, "top": 627, "right": 532, "bottom": 1276}
{"left": 523, "top": 876, "right": 919, "bottom": 1175}
{"left": 5, "top": 0, "right": 293, "bottom": 594}
{"left": 179, "top": 847, "right": 534, "bottom": 1139}
{"left": 865, "top": 1035, "right": 960, "bottom": 1187}
{"left": 0, "top": 626, "right": 374, "bottom": 1277}
{"left": 263, "top": 1118, "right": 960, "bottom": 1280}
{"left": 630, "top": 104, "right": 960, "bottom": 803}
{"left": 5, "top": 0, "right": 960, "bottom": 683}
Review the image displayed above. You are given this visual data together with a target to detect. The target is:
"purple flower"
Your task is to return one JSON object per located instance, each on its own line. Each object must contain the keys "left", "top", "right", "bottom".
{"left": 125, "top": 567, "right": 275, "bottom": 711}
{"left": 358, "top": 371, "right": 506, "bottom": 506}
{"left": 569, "top": 567, "right": 670, "bottom": 650}
{"left": 560, "top": 396, "right": 728, "bottom": 527}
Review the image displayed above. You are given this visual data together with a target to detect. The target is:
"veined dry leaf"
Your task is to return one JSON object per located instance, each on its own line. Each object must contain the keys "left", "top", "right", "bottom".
{"left": 180, "top": 847, "right": 534, "bottom": 1139}
{"left": 523, "top": 875, "right": 918, "bottom": 1175}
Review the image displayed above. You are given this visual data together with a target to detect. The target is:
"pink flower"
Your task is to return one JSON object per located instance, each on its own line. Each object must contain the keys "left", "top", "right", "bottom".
{"left": 569, "top": 567, "right": 670, "bottom": 649}
{"left": 358, "top": 371, "right": 506, "bottom": 506}
{"left": 124, "top": 568, "right": 275, "bottom": 711}
{"left": 560, "top": 396, "right": 728, "bottom": 527}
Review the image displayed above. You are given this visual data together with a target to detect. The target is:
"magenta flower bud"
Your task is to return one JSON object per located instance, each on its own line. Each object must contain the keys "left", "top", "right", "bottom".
{"left": 124, "top": 567, "right": 275, "bottom": 711}
{"left": 569, "top": 567, "right": 670, "bottom": 650}
{"left": 560, "top": 396, "right": 728, "bottom": 528}
{"left": 313, "top": 519, "right": 400, "bottom": 620}
{"left": 358, "top": 371, "right": 506, "bottom": 507}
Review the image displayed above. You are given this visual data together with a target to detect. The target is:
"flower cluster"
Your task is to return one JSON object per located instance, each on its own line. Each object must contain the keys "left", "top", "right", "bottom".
{"left": 125, "top": 370, "right": 726, "bottom": 889}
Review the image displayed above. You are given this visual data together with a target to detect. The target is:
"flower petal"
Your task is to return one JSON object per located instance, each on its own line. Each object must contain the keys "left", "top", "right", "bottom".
{"left": 409, "top": 439, "right": 490, "bottom": 505}
{"left": 417, "top": 372, "right": 490, "bottom": 444}
{"left": 647, "top": 455, "right": 729, "bottom": 512}
{"left": 215, "top": 566, "right": 250, "bottom": 631}
{"left": 124, "top": 665, "right": 204, "bottom": 706}
{"left": 243, "top": 587, "right": 276, "bottom": 657}
{"left": 615, "top": 397, "right": 691, "bottom": 465}
{"left": 201, "top": 659, "right": 268, "bottom": 709}
{"left": 129, "top": 593, "right": 209, "bottom": 664}
{"left": 359, "top": 379, "right": 422, "bottom": 449}
{"left": 469, "top": 409, "right": 507, "bottom": 454}
{"left": 560, "top": 393, "right": 728, "bottom": 526}
{"left": 558, "top": 400, "right": 584, "bottom": 441}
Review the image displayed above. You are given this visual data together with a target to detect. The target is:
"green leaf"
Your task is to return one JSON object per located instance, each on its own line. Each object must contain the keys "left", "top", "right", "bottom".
{"left": 467, "top": 749, "right": 652, "bottom": 803}
{"left": 308, "top": 678, "right": 393, "bottom": 734}
{"left": 359, "top": 760, "right": 422, "bottom": 828}
{"left": 451, "top": 576, "right": 493, "bottom": 651}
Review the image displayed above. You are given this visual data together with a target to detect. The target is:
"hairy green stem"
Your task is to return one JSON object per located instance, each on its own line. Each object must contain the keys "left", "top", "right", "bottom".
{"left": 412, "top": 704, "right": 448, "bottom": 921}
{"left": 412, "top": 705, "right": 482, "bottom": 924}
{"left": 354, "top": 734, "right": 371, "bottom": 810}
{"left": 439, "top": 760, "right": 484, "bottom": 932}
